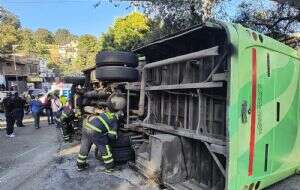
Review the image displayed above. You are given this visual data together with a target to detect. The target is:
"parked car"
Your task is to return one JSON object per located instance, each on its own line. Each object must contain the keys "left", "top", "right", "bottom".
{"left": 28, "top": 89, "right": 46, "bottom": 98}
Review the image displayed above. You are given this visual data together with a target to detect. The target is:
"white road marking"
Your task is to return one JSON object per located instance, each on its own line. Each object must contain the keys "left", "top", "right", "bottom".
{"left": 15, "top": 145, "right": 41, "bottom": 159}
{"left": 0, "top": 145, "right": 42, "bottom": 183}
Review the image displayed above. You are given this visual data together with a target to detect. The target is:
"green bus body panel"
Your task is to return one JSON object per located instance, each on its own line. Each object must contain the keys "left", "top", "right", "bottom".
{"left": 218, "top": 22, "right": 300, "bottom": 190}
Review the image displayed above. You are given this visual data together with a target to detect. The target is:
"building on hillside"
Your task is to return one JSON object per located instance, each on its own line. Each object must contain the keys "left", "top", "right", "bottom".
{"left": 39, "top": 59, "right": 55, "bottom": 82}
{"left": 0, "top": 54, "right": 41, "bottom": 92}
{"left": 58, "top": 40, "right": 78, "bottom": 64}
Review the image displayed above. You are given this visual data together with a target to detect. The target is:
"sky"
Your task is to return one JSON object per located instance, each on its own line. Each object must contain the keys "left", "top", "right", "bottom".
{"left": 0, "top": 0, "right": 134, "bottom": 36}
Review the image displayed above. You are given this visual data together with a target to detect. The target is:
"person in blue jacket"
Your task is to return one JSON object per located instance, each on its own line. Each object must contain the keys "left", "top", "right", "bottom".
{"left": 30, "top": 94, "right": 43, "bottom": 129}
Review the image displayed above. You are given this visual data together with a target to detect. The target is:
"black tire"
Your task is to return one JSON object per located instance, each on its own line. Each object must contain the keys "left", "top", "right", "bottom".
{"left": 96, "top": 66, "right": 139, "bottom": 82}
{"left": 63, "top": 76, "right": 85, "bottom": 85}
{"left": 112, "top": 147, "right": 135, "bottom": 163}
{"left": 83, "top": 90, "right": 110, "bottom": 99}
{"left": 94, "top": 135, "right": 131, "bottom": 160}
{"left": 96, "top": 51, "right": 138, "bottom": 68}
{"left": 94, "top": 146, "right": 135, "bottom": 163}
{"left": 111, "top": 135, "right": 131, "bottom": 148}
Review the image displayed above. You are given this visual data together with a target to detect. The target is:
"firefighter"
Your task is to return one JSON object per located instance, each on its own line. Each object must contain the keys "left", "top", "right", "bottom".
{"left": 59, "top": 95, "right": 68, "bottom": 107}
{"left": 58, "top": 104, "right": 75, "bottom": 142}
{"left": 76, "top": 95, "right": 126, "bottom": 172}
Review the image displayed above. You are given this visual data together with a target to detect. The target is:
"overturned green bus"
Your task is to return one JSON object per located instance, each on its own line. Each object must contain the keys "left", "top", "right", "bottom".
{"left": 123, "top": 21, "right": 300, "bottom": 190}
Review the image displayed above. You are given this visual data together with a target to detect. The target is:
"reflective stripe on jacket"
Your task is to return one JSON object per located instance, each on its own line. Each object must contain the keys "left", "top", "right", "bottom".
{"left": 58, "top": 106, "right": 74, "bottom": 123}
{"left": 84, "top": 112, "right": 117, "bottom": 134}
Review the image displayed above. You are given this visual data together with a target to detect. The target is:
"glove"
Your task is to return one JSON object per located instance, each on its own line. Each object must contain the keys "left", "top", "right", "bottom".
{"left": 115, "top": 111, "right": 124, "bottom": 120}
{"left": 107, "top": 131, "right": 117, "bottom": 141}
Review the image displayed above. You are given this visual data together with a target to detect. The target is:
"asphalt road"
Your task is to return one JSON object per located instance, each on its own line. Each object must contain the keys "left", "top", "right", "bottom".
{"left": 0, "top": 123, "right": 158, "bottom": 190}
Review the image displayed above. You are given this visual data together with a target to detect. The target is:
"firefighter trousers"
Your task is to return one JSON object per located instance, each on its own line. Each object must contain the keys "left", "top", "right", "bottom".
{"left": 60, "top": 122, "right": 74, "bottom": 142}
{"left": 77, "top": 127, "right": 114, "bottom": 169}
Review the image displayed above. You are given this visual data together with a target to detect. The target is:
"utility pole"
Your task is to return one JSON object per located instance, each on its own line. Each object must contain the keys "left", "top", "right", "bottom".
{"left": 12, "top": 45, "right": 19, "bottom": 93}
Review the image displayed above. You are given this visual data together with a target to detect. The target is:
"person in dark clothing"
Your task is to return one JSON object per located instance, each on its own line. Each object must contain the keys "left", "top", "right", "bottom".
{"left": 45, "top": 94, "right": 54, "bottom": 125}
{"left": 69, "top": 84, "right": 77, "bottom": 109}
{"left": 13, "top": 92, "right": 26, "bottom": 128}
{"left": 74, "top": 87, "right": 85, "bottom": 113}
{"left": 0, "top": 84, "right": 5, "bottom": 91}
{"left": 30, "top": 95, "right": 43, "bottom": 129}
{"left": 3, "top": 93, "right": 16, "bottom": 137}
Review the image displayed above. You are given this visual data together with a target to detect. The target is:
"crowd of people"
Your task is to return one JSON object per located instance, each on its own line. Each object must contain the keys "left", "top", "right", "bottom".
{"left": 3, "top": 90, "right": 68, "bottom": 137}
{"left": 3, "top": 80, "right": 127, "bottom": 173}
{"left": 3, "top": 92, "right": 26, "bottom": 137}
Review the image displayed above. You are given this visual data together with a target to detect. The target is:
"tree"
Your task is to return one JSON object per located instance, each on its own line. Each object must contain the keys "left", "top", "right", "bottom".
{"left": 113, "top": 12, "right": 150, "bottom": 50}
{"left": 0, "top": 6, "right": 20, "bottom": 53}
{"left": 0, "top": 23, "right": 18, "bottom": 53}
{"left": 19, "top": 28, "right": 36, "bottom": 55}
{"left": 234, "top": 0, "right": 300, "bottom": 39}
{"left": 34, "top": 28, "right": 54, "bottom": 44}
{"left": 100, "top": 12, "right": 150, "bottom": 51}
{"left": 98, "top": 29, "right": 115, "bottom": 51}
{"left": 0, "top": 6, "right": 21, "bottom": 29}
{"left": 95, "top": 0, "right": 224, "bottom": 38}
{"left": 75, "top": 34, "right": 99, "bottom": 68}
{"left": 54, "top": 28, "right": 73, "bottom": 45}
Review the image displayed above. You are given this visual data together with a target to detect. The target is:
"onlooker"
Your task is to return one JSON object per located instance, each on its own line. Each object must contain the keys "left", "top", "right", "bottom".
{"left": 45, "top": 93, "right": 54, "bottom": 125}
{"left": 0, "top": 84, "right": 6, "bottom": 91}
{"left": 51, "top": 90, "right": 62, "bottom": 124}
{"left": 30, "top": 95, "right": 43, "bottom": 129}
{"left": 13, "top": 92, "right": 26, "bottom": 128}
{"left": 3, "top": 92, "right": 16, "bottom": 137}
{"left": 22, "top": 92, "right": 31, "bottom": 114}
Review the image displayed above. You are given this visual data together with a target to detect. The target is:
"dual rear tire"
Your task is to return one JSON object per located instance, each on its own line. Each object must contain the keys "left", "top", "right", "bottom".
{"left": 96, "top": 51, "right": 138, "bottom": 68}
{"left": 96, "top": 66, "right": 139, "bottom": 82}
{"left": 95, "top": 51, "right": 139, "bottom": 82}
{"left": 94, "top": 134, "right": 135, "bottom": 163}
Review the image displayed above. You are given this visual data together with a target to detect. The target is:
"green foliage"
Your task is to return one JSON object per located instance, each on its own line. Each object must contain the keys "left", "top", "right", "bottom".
{"left": 0, "top": 6, "right": 21, "bottom": 29}
{"left": 0, "top": 23, "right": 19, "bottom": 53}
{"left": 0, "top": 6, "right": 20, "bottom": 53}
{"left": 96, "top": 0, "right": 224, "bottom": 40}
{"left": 16, "top": 28, "right": 49, "bottom": 60}
{"left": 78, "top": 34, "right": 98, "bottom": 53}
{"left": 98, "top": 29, "right": 115, "bottom": 51}
{"left": 65, "top": 12, "right": 150, "bottom": 74}
{"left": 100, "top": 12, "right": 150, "bottom": 51}
{"left": 113, "top": 12, "right": 150, "bottom": 50}
{"left": 76, "top": 34, "right": 99, "bottom": 67}
{"left": 18, "top": 28, "right": 36, "bottom": 54}
{"left": 54, "top": 28, "right": 73, "bottom": 45}
{"left": 34, "top": 28, "right": 54, "bottom": 44}
{"left": 234, "top": 0, "right": 300, "bottom": 39}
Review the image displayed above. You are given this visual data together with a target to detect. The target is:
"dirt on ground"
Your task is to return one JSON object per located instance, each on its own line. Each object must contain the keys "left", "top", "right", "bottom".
{"left": 0, "top": 123, "right": 159, "bottom": 190}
